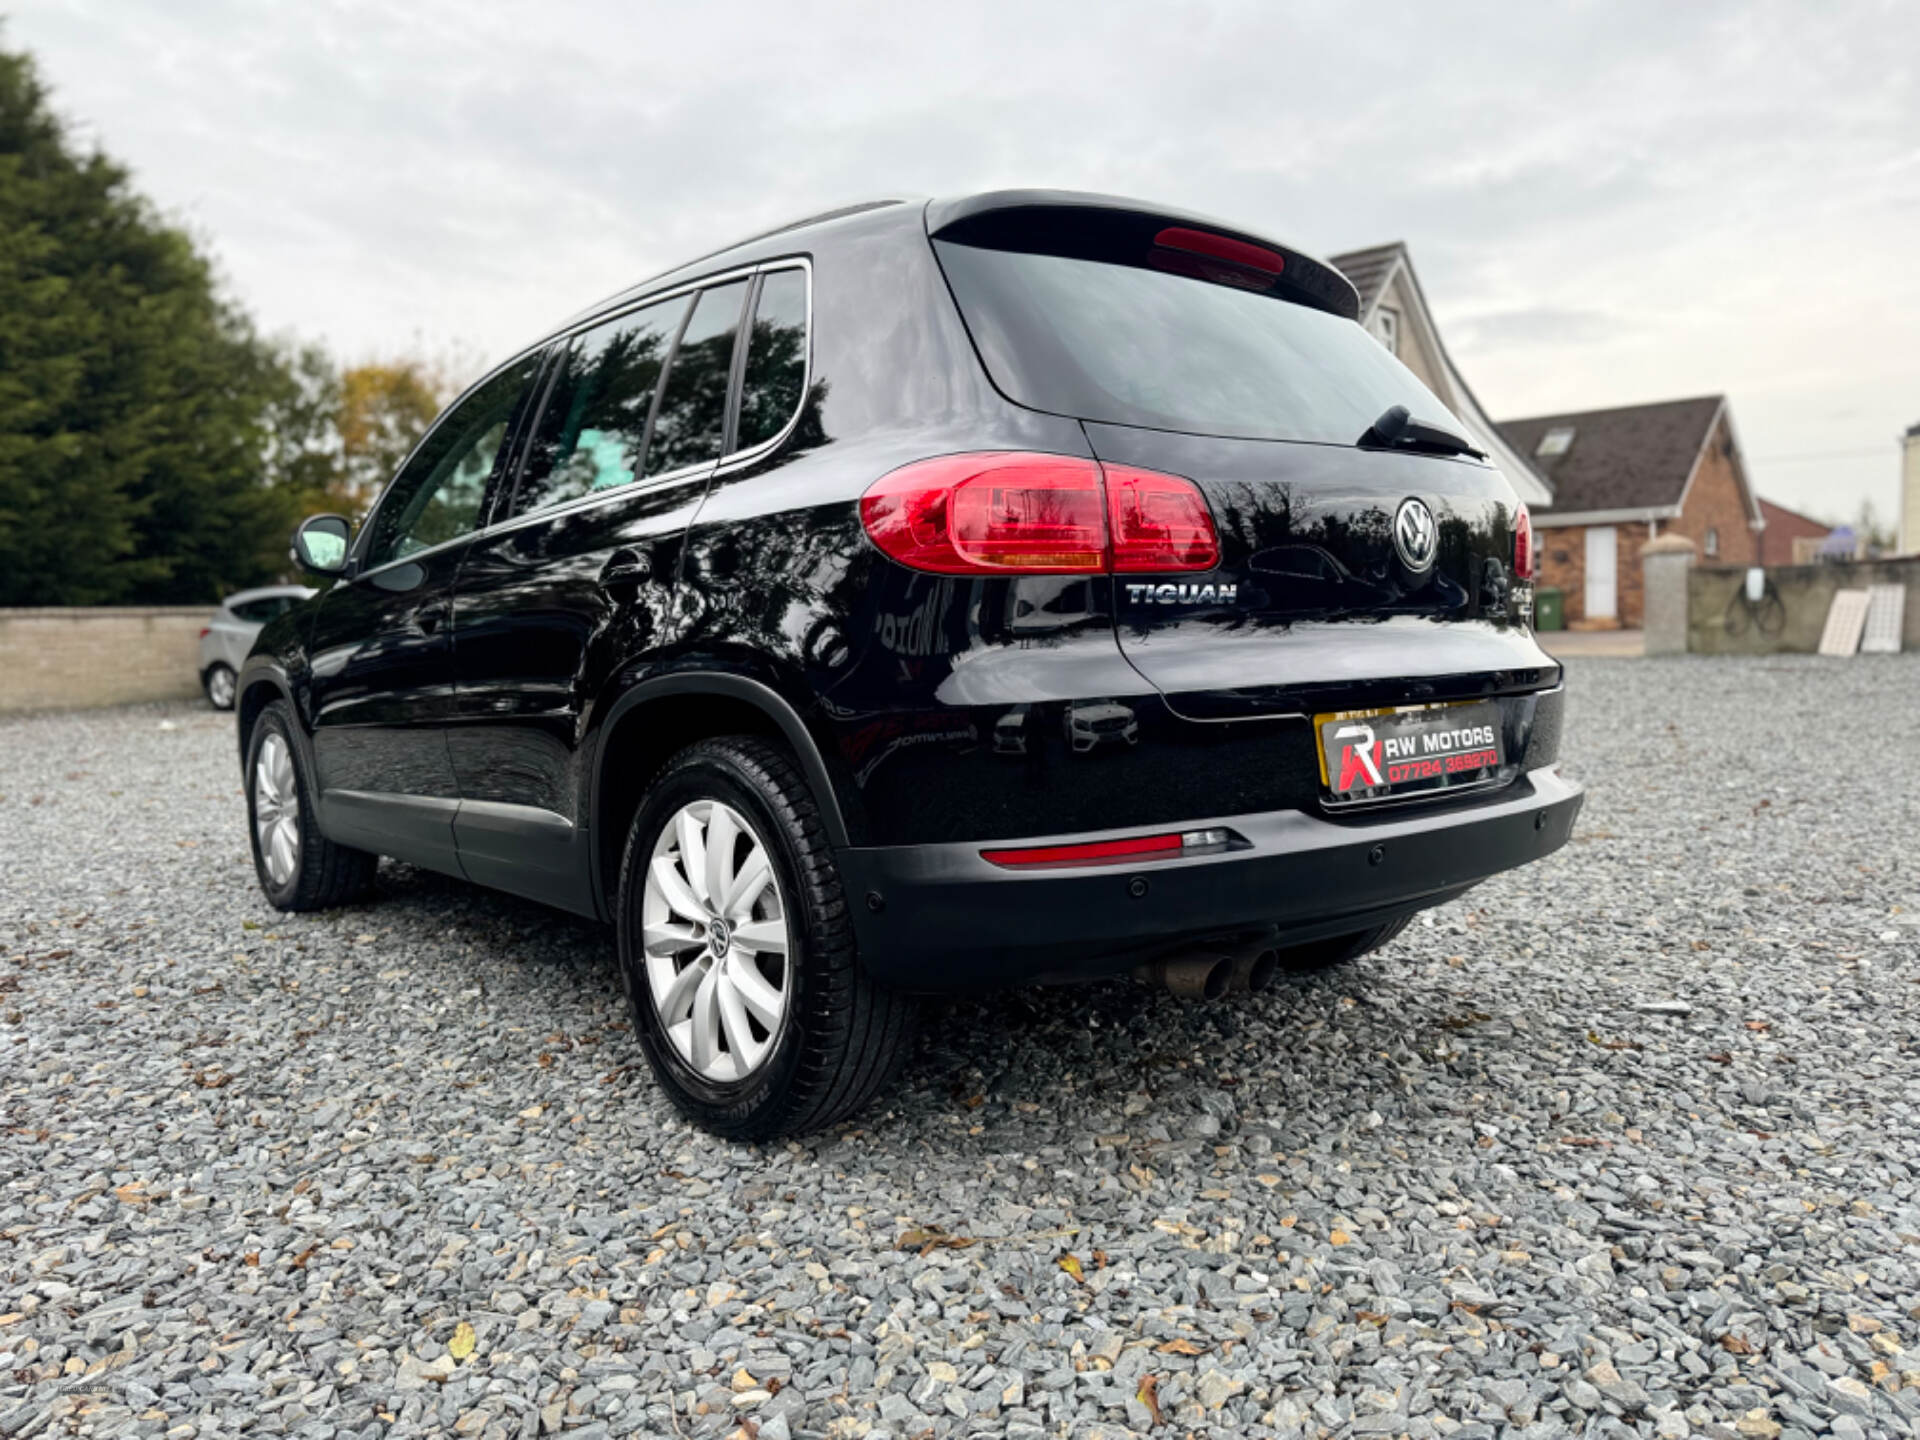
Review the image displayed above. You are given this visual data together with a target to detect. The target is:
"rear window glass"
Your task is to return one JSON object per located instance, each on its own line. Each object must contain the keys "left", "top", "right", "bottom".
{"left": 512, "top": 296, "right": 687, "bottom": 517}
{"left": 229, "top": 596, "right": 297, "bottom": 623}
{"left": 934, "top": 239, "right": 1456, "bottom": 446}
{"left": 646, "top": 280, "right": 748, "bottom": 478}
{"left": 733, "top": 267, "right": 808, "bottom": 452}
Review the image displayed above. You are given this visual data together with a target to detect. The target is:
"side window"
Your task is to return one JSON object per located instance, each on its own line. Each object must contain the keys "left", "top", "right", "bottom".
{"left": 733, "top": 267, "right": 808, "bottom": 453}
{"left": 231, "top": 596, "right": 295, "bottom": 623}
{"left": 364, "top": 354, "right": 543, "bottom": 568}
{"left": 511, "top": 296, "right": 689, "bottom": 517}
{"left": 645, "top": 279, "right": 749, "bottom": 478}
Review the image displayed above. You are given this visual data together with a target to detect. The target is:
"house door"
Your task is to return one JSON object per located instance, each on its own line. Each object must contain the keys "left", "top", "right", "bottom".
{"left": 1584, "top": 526, "right": 1618, "bottom": 621}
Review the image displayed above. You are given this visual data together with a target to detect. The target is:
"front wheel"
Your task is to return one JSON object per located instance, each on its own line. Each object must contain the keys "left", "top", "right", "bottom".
{"left": 617, "top": 737, "right": 916, "bottom": 1140}
{"left": 244, "top": 701, "right": 377, "bottom": 911}
{"left": 204, "top": 663, "right": 236, "bottom": 710}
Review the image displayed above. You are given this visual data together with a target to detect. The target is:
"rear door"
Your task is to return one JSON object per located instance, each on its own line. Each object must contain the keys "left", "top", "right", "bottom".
{"left": 206, "top": 604, "right": 256, "bottom": 672}
{"left": 929, "top": 206, "right": 1552, "bottom": 722}
{"left": 447, "top": 279, "right": 749, "bottom": 912}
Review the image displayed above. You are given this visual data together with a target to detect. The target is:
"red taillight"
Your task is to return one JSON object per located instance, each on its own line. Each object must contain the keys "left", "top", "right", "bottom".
{"left": 860, "top": 453, "right": 1107, "bottom": 574}
{"left": 860, "top": 453, "right": 1219, "bottom": 576}
{"left": 1106, "top": 465, "right": 1220, "bottom": 572}
{"left": 1153, "top": 226, "right": 1286, "bottom": 276}
{"left": 982, "top": 826, "right": 1232, "bottom": 869}
{"left": 1513, "top": 505, "right": 1535, "bottom": 580}
{"left": 198, "top": 627, "right": 211, "bottom": 639}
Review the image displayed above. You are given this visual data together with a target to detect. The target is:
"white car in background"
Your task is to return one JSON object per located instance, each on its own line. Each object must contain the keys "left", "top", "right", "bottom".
{"left": 198, "top": 586, "right": 312, "bottom": 709}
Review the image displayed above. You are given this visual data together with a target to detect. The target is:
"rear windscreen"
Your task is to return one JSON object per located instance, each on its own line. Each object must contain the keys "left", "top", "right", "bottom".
{"left": 934, "top": 237, "right": 1460, "bottom": 446}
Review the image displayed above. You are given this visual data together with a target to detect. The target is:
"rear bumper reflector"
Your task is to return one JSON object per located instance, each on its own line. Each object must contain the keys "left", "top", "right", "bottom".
{"left": 982, "top": 827, "right": 1231, "bottom": 869}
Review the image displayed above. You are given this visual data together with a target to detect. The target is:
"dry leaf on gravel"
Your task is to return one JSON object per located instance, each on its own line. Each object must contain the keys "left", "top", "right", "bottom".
{"left": 1587, "top": 1031, "right": 1642, "bottom": 1051}
{"left": 1136, "top": 1374, "right": 1163, "bottom": 1425}
{"left": 895, "top": 1225, "right": 978, "bottom": 1256}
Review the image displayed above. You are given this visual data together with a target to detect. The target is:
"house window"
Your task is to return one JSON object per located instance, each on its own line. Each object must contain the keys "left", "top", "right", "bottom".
{"left": 1704, "top": 527, "right": 1719, "bottom": 557}
{"left": 1536, "top": 426, "right": 1576, "bottom": 458}
{"left": 1370, "top": 308, "right": 1398, "bottom": 354}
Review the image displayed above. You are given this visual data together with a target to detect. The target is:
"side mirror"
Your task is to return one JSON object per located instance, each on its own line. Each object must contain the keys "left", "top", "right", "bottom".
{"left": 291, "top": 514, "right": 352, "bottom": 576}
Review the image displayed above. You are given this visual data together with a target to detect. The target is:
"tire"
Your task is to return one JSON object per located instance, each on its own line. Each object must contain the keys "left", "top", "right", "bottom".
{"left": 616, "top": 736, "right": 916, "bottom": 1140}
{"left": 1273, "top": 916, "right": 1412, "bottom": 975}
{"left": 204, "top": 663, "right": 237, "bottom": 710}
{"left": 244, "top": 701, "right": 377, "bottom": 911}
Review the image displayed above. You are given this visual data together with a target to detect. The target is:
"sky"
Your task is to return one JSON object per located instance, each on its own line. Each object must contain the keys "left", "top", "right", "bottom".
{"left": 12, "top": 0, "right": 1918, "bottom": 526}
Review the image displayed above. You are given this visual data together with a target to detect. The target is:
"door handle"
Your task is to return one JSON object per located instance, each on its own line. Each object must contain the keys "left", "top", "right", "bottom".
{"left": 599, "top": 550, "right": 651, "bottom": 589}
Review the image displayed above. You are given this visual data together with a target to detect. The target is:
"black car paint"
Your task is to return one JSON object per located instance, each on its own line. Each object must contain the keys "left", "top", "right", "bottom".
{"left": 301, "top": 547, "right": 465, "bottom": 877}
{"left": 239, "top": 193, "right": 1578, "bottom": 988}
{"left": 841, "top": 765, "right": 1582, "bottom": 986}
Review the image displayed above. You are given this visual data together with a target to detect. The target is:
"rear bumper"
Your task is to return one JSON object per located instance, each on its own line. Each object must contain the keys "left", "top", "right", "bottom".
{"left": 839, "top": 767, "right": 1584, "bottom": 989}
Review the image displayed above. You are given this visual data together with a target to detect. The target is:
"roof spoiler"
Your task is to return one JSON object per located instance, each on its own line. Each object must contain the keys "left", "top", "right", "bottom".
{"left": 926, "top": 190, "right": 1360, "bottom": 322}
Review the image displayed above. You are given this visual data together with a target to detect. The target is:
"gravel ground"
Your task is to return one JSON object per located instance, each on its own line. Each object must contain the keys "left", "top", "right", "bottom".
{"left": 3, "top": 655, "right": 1918, "bottom": 1440}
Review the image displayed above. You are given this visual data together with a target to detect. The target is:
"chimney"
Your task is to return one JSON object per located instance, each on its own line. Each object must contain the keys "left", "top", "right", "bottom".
{"left": 1904, "top": 422, "right": 1920, "bottom": 556}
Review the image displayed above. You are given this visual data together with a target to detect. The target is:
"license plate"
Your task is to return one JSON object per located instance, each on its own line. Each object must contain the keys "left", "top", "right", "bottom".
{"left": 1314, "top": 701, "right": 1505, "bottom": 804}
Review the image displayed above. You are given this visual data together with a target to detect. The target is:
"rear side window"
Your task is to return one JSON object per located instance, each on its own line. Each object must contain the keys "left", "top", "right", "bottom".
{"left": 646, "top": 280, "right": 749, "bottom": 478}
{"left": 512, "top": 296, "right": 688, "bottom": 516}
{"left": 230, "top": 596, "right": 297, "bottom": 623}
{"left": 933, "top": 237, "right": 1455, "bottom": 446}
{"left": 733, "top": 267, "right": 808, "bottom": 452}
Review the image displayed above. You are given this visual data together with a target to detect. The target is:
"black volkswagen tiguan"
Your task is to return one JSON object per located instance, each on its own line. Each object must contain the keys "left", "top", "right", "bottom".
{"left": 240, "top": 192, "right": 1582, "bottom": 1138}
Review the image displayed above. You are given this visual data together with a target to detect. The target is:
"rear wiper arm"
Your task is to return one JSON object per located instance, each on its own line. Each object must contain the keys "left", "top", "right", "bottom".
{"left": 1358, "top": 404, "right": 1486, "bottom": 459}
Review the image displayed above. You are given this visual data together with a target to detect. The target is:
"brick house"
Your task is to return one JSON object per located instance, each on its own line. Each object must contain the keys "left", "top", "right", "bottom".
{"left": 1497, "top": 397, "right": 1764, "bottom": 629}
{"left": 1756, "top": 497, "right": 1832, "bottom": 566}
{"left": 1327, "top": 245, "right": 1767, "bottom": 628}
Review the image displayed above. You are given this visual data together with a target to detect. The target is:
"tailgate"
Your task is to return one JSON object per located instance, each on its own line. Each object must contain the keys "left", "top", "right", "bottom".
{"left": 1086, "top": 421, "right": 1556, "bottom": 720}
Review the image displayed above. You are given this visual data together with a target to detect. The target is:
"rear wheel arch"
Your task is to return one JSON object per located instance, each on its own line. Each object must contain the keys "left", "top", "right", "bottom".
{"left": 588, "top": 675, "right": 854, "bottom": 916}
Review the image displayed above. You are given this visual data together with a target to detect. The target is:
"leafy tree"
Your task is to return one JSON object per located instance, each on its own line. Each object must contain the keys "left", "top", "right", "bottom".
{"left": 0, "top": 39, "right": 302, "bottom": 604}
{"left": 258, "top": 338, "right": 345, "bottom": 517}
{"left": 336, "top": 360, "right": 447, "bottom": 517}
{"left": 1852, "top": 498, "right": 1895, "bottom": 555}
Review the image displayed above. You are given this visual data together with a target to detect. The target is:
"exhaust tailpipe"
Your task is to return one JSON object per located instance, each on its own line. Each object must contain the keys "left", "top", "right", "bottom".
{"left": 1229, "top": 949, "right": 1280, "bottom": 995}
{"left": 1132, "top": 953, "right": 1232, "bottom": 1001}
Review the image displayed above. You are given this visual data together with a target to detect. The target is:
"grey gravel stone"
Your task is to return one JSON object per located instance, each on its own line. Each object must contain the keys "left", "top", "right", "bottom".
{"left": 1635, "top": 999, "right": 1695, "bottom": 1015}
{"left": 3, "top": 660, "right": 1920, "bottom": 1439}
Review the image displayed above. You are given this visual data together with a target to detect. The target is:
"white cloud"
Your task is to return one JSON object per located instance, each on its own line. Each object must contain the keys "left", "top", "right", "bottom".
{"left": 12, "top": 0, "right": 1917, "bottom": 521}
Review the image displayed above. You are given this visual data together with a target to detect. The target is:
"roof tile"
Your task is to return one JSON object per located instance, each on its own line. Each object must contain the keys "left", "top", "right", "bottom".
{"left": 1499, "top": 396, "right": 1724, "bottom": 516}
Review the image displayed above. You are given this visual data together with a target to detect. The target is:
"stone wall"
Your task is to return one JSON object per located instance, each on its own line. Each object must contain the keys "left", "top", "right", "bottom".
{"left": 0, "top": 608, "right": 212, "bottom": 713}
{"left": 1688, "top": 557, "right": 1920, "bottom": 654}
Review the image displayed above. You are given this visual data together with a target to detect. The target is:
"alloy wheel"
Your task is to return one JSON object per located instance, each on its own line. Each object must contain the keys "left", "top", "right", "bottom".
{"left": 208, "top": 666, "right": 235, "bottom": 708}
{"left": 253, "top": 733, "right": 301, "bottom": 887}
{"left": 641, "top": 800, "right": 791, "bottom": 1082}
